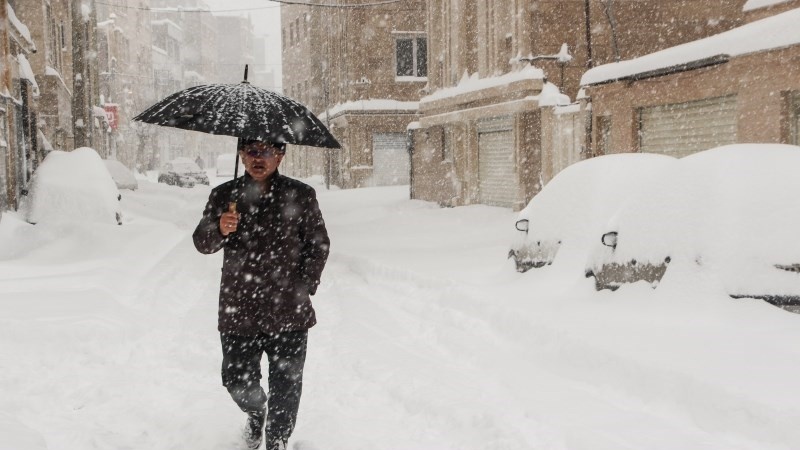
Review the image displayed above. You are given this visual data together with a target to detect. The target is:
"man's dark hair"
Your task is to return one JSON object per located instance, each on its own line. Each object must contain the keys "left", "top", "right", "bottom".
{"left": 238, "top": 139, "right": 287, "bottom": 153}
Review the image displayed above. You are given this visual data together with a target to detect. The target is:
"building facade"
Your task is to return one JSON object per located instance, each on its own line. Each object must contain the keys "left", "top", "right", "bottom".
{"left": 2, "top": 0, "right": 104, "bottom": 211}
{"left": 281, "top": 0, "right": 427, "bottom": 188}
{"left": 582, "top": 1, "right": 800, "bottom": 157}
{"left": 150, "top": 0, "right": 232, "bottom": 170}
{"left": 412, "top": 0, "right": 745, "bottom": 209}
{"left": 97, "top": 0, "right": 155, "bottom": 171}
{"left": 16, "top": 0, "right": 75, "bottom": 155}
{"left": 1, "top": 0, "right": 39, "bottom": 210}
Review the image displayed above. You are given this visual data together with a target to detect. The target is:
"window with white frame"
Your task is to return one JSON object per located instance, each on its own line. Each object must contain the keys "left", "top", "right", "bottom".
{"left": 395, "top": 34, "right": 427, "bottom": 79}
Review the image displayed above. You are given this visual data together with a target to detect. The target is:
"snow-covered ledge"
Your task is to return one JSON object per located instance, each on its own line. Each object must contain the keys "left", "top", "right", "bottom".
{"left": 581, "top": 8, "right": 800, "bottom": 86}
{"left": 317, "top": 99, "right": 419, "bottom": 121}
{"left": 6, "top": 4, "right": 36, "bottom": 50}
{"left": 420, "top": 66, "right": 545, "bottom": 107}
{"left": 743, "top": 0, "right": 792, "bottom": 11}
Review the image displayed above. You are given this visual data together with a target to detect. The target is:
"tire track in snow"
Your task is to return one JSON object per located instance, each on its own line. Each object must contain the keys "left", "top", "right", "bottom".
{"left": 302, "top": 252, "right": 783, "bottom": 450}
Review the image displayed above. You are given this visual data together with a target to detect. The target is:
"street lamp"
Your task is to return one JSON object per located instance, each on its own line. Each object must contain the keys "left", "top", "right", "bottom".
{"left": 516, "top": 43, "right": 572, "bottom": 92}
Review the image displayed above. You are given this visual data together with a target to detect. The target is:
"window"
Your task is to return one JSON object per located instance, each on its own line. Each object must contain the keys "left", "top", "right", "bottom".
{"left": 442, "top": 126, "right": 452, "bottom": 161}
{"left": 395, "top": 35, "right": 427, "bottom": 78}
{"left": 597, "top": 116, "right": 612, "bottom": 156}
{"left": 46, "top": 5, "right": 55, "bottom": 67}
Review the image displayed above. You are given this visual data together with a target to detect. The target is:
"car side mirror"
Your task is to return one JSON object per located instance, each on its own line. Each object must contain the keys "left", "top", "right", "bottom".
{"left": 601, "top": 231, "right": 618, "bottom": 249}
{"left": 515, "top": 219, "right": 529, "bottom": 233}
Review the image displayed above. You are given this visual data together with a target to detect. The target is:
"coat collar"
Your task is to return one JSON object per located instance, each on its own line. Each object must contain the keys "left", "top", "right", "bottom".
{"left": 233, "top": 170, "right": 285, "bottom": 203}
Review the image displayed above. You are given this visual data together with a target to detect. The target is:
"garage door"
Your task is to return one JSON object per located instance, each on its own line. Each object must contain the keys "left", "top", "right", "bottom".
{"left": 478, "top": 124, "right": 518, "bottom": 208}
{"left": 640, "top": 95, "right": 737, "bottom": 158}
{"left": 372, "top": 133, "right": 409, "bottom": 186}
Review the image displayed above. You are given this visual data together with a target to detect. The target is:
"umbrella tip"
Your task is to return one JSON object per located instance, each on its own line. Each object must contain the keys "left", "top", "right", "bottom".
{"left": 244, "top": 65, "right": 249, "bottom": 83}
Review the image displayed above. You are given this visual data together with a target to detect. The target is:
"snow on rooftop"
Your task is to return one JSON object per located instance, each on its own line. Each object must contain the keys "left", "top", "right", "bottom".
{"left": 81, "top": 3, "right": 92, "bottom": 21}
{"left": 537, "top": 82, "right": 571, "bottom": 107}
{"left": 150, "top": 19, "right": 183, "bottom": 31}
{"left": 17, "top": 55, "right": 39, "bottom": 97}
{"left": 6, "top": 4, "right": 35, "bottom": 50}
{"left": 420, "top": 66, "right": 545, "bottom": 105}
{"left": 45, "top": 67, "right": 71, "bottom": 95}
{"left": 318, "top": 99, "right": 419, "bottom": 121}
{"left": 581, "top": 7, "right": 800, "bottom": 86}
{"left": 151, "top": 45, "right": 168, "bottom": 57}
{"left": 743, "top": 0, "right": 793, "bottom": 11}
{"left": 184, "top": 71, "right": 205, "bottom": 81}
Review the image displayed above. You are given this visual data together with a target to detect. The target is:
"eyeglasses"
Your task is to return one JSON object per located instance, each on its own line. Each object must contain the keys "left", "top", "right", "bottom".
{"left": 242, "top": 143, "right": 284, "bottom": 158}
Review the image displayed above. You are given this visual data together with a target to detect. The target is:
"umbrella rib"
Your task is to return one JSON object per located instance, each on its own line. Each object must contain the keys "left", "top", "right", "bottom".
{"left": 194, "top": 85, "right": 227, "bottom": 124}
{"left": 256, "top": 86, "right": 278, "bottom": 142}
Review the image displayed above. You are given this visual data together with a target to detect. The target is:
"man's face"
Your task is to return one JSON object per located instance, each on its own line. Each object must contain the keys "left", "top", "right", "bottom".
{"left": 239, "top": 141, "right": 284, "bottom": 182}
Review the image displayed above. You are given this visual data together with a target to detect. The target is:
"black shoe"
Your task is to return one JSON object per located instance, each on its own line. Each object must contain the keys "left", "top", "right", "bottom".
{"left": 243, "top": 411, "right": 266, "bottom": 449}
{"left": 265, "top": 438, "right": 288, "bottom": 450}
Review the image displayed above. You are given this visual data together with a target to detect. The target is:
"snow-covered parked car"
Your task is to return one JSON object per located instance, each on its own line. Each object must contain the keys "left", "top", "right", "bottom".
{"left": 509, "top": 153, "right": 676, "bottom": 273}
{"left": 216, "top": 153, "right": 244, "bottom": 178}
{"left": 20, "top": 147, "right": 123, "bottom": 225}
{"left": 158, "top": 157, "right": 209, "bottom": 187}
{"left": 586, "top": 144, "right": 800, "bottom": 311}
{"left": 103, "top": 158, "right": 139, "bottom": 190}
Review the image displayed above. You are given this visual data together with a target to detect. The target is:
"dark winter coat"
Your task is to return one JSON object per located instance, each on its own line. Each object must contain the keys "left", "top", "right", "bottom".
{"left": 193, "top": 171, "right": 330, "bottom": 335}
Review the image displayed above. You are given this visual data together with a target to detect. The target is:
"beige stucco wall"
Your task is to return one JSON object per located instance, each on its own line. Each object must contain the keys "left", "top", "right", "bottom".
{"left": 586, "top": 45, "right": 800, "bottom": 154}
{"left": 414, "top": 0, "right": 747, "bottom": 210}
{"left": 282, "top": 1, "right": 426, "bottom": 185}
{"left": 743, "top": 0, "right": 800, "bottom": 22}
{"left": 412, "top": 78, "right": 544, "bottom": 209}
{"left": 329, "top": 112, "right": 418, "bottom": 189}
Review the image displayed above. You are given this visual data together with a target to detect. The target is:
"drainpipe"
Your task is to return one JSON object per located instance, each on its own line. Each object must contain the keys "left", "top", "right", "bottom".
{"left": 584, "top": 0, "right": 593, "bottom": 68}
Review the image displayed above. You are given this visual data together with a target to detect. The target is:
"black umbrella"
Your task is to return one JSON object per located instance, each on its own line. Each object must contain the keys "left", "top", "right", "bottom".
{"left": 133, "top": 66, "right": 340, "bottom": 177}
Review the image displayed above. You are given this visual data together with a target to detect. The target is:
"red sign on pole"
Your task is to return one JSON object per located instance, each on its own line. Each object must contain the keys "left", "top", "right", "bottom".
{"left": 104, "top": 104, "right": 119, "bottom": 130}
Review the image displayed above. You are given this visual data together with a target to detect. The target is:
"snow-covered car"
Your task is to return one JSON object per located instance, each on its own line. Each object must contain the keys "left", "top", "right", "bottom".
{"left": 103, "top": 158, "right": 139, "bottom": 190}
{"left": 586, "top": 144, "right": 800, "bottom": 311}
{"left": 158, "top": 157, "right": 209, "bottom": 187}
{"left": 20, "top": 147, "right": 123, "bottom": 225}
{"left": 509, "top": 153, "right": 677, "bottom": 273}
{"left": 216, "top": 153, "right": 244, "bottom": 177}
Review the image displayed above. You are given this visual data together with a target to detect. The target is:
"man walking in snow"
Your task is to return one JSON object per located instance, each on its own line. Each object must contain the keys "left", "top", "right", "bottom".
{"left": 193, "top": 139, "right": 330, "bottom": 450}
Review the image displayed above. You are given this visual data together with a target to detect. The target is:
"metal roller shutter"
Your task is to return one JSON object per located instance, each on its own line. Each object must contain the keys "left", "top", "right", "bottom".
{"left": 640, "top": 95, "right": 737, "bottom": 158}
{"left": 372, "top": 133, "right": 409, "bottom": 186}
{"left": 478, "top": 124, "right": 518, "bottom": 208}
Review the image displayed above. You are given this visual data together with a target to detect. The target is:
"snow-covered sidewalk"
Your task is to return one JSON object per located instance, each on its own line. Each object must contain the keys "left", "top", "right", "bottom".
{"left": 1, "top": 179, "right": 799, "bottom": 450}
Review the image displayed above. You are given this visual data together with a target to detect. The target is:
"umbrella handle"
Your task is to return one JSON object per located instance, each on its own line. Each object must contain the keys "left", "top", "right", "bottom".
{"left": 229, "top": 202, "right": 237, "bottom": 214}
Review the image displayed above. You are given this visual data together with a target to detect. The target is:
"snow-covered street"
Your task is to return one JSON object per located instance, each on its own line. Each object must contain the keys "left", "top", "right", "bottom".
{"left": 2, "top": 177, "right": 800, "bottom": 450}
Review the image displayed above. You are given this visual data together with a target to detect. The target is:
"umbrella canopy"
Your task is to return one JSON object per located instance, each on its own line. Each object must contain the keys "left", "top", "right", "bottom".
{"left": 133, "top": 78, "right": 340, "bottom": 149}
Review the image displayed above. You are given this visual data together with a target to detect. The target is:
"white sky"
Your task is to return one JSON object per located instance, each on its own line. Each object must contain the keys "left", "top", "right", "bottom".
{"left": 202, "top": 0, "right": 283, "bottom": 88}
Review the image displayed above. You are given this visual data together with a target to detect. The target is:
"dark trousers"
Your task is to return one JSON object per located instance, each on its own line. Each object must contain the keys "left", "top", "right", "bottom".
{"left": 220, "top": 330, "right": 308, "bottom": 444}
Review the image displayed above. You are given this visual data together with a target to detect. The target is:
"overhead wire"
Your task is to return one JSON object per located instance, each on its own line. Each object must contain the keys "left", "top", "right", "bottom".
{"left": 95, "top": 0, "right": 406, "bottom": 12}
